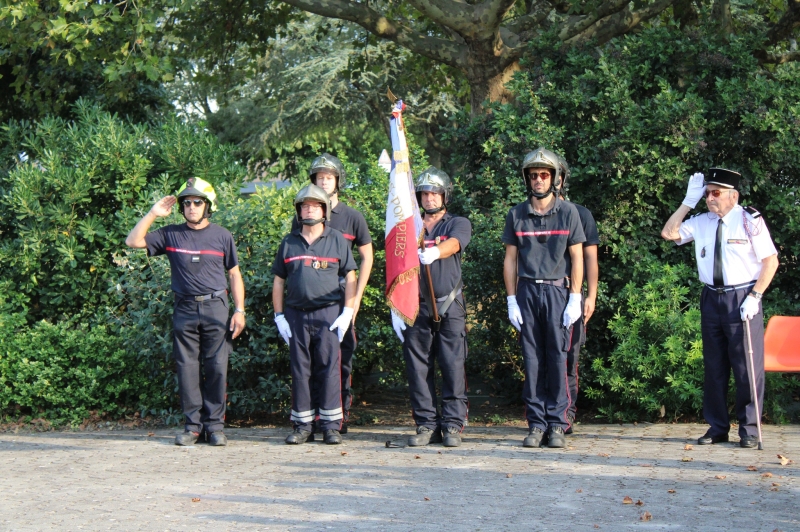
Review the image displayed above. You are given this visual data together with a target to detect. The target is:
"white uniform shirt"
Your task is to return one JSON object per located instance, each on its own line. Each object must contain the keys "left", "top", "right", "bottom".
{"left": 678, "top": 204, "right": 777, "bottom": 286}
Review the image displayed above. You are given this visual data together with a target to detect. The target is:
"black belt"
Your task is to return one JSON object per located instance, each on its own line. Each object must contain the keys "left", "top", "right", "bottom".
{"left": 523, "top": 278, "right": 568, "bottom": 288}
{"left": 705, "top": 281, "right": 756, "bottom": 294}
{"left": 420, "top": 289, "right": 463, "bottom": 303}
{"left": 287, "top": 302, "right": 337, "bottom": 312}
{"left": 176, "top": 290, "right": 227, "bottom": 302}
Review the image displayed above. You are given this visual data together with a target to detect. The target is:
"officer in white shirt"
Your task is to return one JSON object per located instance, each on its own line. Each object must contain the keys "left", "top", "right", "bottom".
{"left": 661, "top": 168, "right": 779, "bottom": 448}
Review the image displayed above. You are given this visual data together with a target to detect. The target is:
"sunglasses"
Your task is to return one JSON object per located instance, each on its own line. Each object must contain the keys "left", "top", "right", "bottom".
{"left": 704, "top": 189, "right": 728, "bottom": 198}
{"left": 182, "top": 199, "right": 205, "bottom": 207}
{"left": 527, "top": 171, "right": 552, "bottom": 180}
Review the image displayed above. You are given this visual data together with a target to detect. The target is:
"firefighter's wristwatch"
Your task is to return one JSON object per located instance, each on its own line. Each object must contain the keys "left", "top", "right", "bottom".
{"left": 234, "top": 308, "right": 246, "bottom": 316}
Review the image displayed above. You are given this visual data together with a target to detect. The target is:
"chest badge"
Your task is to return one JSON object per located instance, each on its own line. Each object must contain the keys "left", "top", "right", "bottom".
{"left": 191, "top": 256, "right": 200, "bottom": 263}
{"left": 435, "top": 236, "right": 441, "bottom": 245}
{"left": 700, "top": 247, "right": 706, "bottom": 258}
{"left": 312, "top": 260, "right": 320, "bottom": 269}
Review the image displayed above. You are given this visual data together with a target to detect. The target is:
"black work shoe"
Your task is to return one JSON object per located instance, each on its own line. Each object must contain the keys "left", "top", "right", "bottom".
{"left": 740, "top": 435, "right": 758, "bottom": 448}
{"left": 565, "top": 415, "right": 575, "bottom": 435}
{"left": 208, "top": 432, "right": 228, "bottom": 446}
{"left": 285, "top": 429, "right": 313, "bottom": 444}
{"left": 442, "top": 426, "right": 462, "bottom": 447}
{"left": 323, "top": 429, "right": 342, "bottom": 445}
{"left": 697, "top": 432, "right": 729, "bottom": 445}
{"left": 408, "top": 426, "right": 443, "bottom": 447}
{"left": 175, "top": 431, "right": 200, "bottom": 446}
{"left": 340, "top": 423, "right": 348, "bottom": 435}
{"left": 523, "top": 427, "right": 545, "bottom": 448}
{"left": 548, "top": 426, "right": 566, "bottom": 448}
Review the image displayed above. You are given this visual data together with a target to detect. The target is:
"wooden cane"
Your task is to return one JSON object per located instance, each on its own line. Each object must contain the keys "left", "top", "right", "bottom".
{"left": 744, "top": 318, "right": 764, "bottom": 450}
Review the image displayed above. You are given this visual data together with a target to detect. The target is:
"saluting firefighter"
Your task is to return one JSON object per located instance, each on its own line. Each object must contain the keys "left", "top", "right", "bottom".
{"left": 126, "top": 178, "right": 246, "bottom": 447}
{"left": 273, "top": 184, "right": 358, "bottom": 445}
{"left": 504, "top": 148, "right": 585, "bottom": 449}
{"left": 661, "top": 169, "right": 778, "bottom": 448}
{"left": 391, "top": 167, "right": 471, "bottom": 448}
{"left": 555, "top": 155, "right": 600, "bottom": 434}
{"left": 291, "top": 154, "right": 373, "bottom": 432}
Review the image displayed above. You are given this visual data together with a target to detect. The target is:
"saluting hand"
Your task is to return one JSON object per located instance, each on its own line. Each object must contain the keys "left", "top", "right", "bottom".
{"left": 150, "top": 196, "right": 177, "bottom": 218}
{"left": 682, "top": 173, "right": 706, "bottom": 209}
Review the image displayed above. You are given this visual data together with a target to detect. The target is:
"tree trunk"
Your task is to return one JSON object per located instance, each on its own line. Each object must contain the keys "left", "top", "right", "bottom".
{"left": 468, "top": 60, "right": 521, "bottom": 112}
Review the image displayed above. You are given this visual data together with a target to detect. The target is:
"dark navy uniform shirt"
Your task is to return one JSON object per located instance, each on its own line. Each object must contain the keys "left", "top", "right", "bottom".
{"left": 145, "top": 223, "right": 239, "bottom": 296}
{"left": 271, "top": 226, "right": 357, "bottom": 309}
{"left": 420, "top": 213, "right": 472, "bottom": 299}
{"left": 502, "top": 197, "right": 585, "bottom": 280}
{"left": 291, "top": 200, "right": 372, "bottom": 249}
{"left": 564, "top": 202, "right": 599, "bottom": 276}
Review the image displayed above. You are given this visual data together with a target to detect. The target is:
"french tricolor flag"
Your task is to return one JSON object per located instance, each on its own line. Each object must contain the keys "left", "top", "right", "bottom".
{"left": 385, "top": 100, "right": 424, "bottom": 325}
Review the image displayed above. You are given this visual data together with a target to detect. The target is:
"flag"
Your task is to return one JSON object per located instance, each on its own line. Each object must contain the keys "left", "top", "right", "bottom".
{"left": 385, "top": 100, "right": 424, "bottom": 325}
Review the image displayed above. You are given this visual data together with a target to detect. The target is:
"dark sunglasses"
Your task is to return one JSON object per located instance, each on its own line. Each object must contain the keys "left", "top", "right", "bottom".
{"left": 182, "top": 199, "right": 205, "bottom": 207}
{"left": 704, "top": 189, "right": 727, "bottom": 198}
{"left": 527, "top": 171, "right": 552, "bottom": 180}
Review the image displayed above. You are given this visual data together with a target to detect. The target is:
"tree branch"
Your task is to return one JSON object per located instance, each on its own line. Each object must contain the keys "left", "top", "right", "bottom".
{"left": 765, "top": 0, "right": 800, "bottom": 47}
{"left": 504, "top": 1, "right": 552, "bottom": 35}
{"left": 279, "top": 0, "right": 468, "bottom": 68}
{"left": 403, "top": 0, "right": 477, "bottom": 36}
{"left": 760, "top": 50, "right": 800, "bottom": 64}
{"left": 565, "top": 0, "right": 675, "bottom": 45}
{"left": 558, "top": 0, "right": 633, "bottom": 42}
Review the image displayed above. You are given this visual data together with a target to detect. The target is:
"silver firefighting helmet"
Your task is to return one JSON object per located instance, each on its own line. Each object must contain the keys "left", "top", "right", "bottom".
{"left": 309, "top": 153, "right": 346, "bottom": 191}
{"left": 415, "top": 166, "right": 453, "bottom": 214}
{"left": 521, "top": 147, "right": 562, "bottom": 199}
{"left": 294, "top": 184, "right": 331, "bottom": 226}
{"left": 177, "top": 177, "right": 218, "bottom": 219}
{"left": 556, "top": 154, "right": 571, "bottom": 198}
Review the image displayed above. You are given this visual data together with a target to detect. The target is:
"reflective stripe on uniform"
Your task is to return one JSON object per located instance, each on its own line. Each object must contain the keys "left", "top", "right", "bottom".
{"left": 291, "top": 409, "right": 315, "bottom": 422}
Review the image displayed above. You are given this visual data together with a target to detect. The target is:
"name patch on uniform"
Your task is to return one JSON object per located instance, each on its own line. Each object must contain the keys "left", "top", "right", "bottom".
{"left": 727, "top": 239, "right": 748, "bottom": 245}
{"left": 191, "top": 256, "right": 200, "bottom": 263}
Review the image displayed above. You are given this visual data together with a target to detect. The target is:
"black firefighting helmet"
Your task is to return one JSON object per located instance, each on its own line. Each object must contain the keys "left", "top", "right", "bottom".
{"left": 309, "top": 153, "right": 346, "bottom": 191}
{"left": 294, "top": 184, "right": 331, "bottom": 226}
{"left": 177, "top": 177, "right": 217, "bottom": 219}
{"left": 521, "top": 148, "right": 562, "bottom": 199}
{"left": 415, "top": 167, "right": 453, "bottom": 214}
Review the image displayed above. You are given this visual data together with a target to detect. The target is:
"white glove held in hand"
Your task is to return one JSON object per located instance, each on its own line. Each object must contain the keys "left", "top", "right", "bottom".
{"left": 740, "top": 295, "right": 760, "bottom": 321}
{"left": 418, "top": 246, "right": 440, "bottom": 265}
{"left": 329, "top": 307, "right": 354, "bottom": 343}
{"left": 562, "top": 293, "right": 583, "bottom": 328}
{"left": 275, "top": 314, "right": 292, "bottom": 345}
{"left": 391, "top": 310, "right": 407, "bottom": 343}
{"left": 682, "top": 172, "right": 706, "bottom": 209}
{"left": 507, "top": 295, "right": 523, "bottom": 332}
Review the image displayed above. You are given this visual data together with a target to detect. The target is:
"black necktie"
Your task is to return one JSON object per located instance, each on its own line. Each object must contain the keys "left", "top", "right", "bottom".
{"left": 713, "top": 218, "right": 724, "bottom": 286}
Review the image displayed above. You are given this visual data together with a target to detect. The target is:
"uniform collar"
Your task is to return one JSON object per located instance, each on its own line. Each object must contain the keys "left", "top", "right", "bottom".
{"left": 291, "top": 225, "right": 331, "bottom": 237}
{"left": 331, "top": 201, "right": 343, "bottom": 214}
{"left": 525, "top": 196, "right": 562, "bottom": 217}
{"left": 719, "top": 204, "right": 742, "bottom": 225}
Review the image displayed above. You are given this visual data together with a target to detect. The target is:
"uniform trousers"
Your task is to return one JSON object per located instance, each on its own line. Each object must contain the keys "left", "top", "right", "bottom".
{"left": 173, "top": 295, "right": 232, "bottom": 434}
{"left": 286, "top": 304, "right": 343, "bottom": 432}
{"left": 403, "top": 295, "right": 468, "bottom": 431}
{"left": 700, "top": 285, "right": 765, "bottom": 439}
{"left": 565, "top": 295, "right": 586, "bottom": 423}
{"left": 518, "top": 280, "right": 572, "bottom": 431}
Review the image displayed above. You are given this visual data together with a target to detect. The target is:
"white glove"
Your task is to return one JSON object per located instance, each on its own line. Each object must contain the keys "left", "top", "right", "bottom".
{"left": 507, "top": 295, "right": 523, "bottom": 332}
{"left": 562, "top": 293, "right": 582, "bottom": 328}
{"left": 275, "top": 314, "right": 292, "bottom": 345}
{"left": 391, "top": 310, "right": 407, "bottom": 343}
{"left": 740, "top": 295, "right": 760, "bottom": 321}
{"left": 418, "top": 246, "right": 440, "bottom": 265}
{"left": 682, "top": 172, "right": 706, "bottom": 209}
{"left": 329, "top": 307, "right": 354, "bottom": 343}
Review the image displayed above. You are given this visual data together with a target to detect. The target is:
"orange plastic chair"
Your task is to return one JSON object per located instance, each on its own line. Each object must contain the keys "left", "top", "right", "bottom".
{"left": 764, "top": 316, "right": 800, "bottom": 372}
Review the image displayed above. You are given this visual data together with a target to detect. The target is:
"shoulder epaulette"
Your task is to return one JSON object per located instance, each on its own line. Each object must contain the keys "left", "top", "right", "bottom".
{"left": 744, "top": 206, "right": 762, "bottom": 219}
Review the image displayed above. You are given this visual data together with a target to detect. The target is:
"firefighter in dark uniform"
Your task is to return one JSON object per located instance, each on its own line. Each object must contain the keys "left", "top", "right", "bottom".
{"left": 126, "top": 178, "right": 246, "bottom": 447}
{"left": 661, "top": 169, "right": 778, "bottom": 448}
{"left": 390, "top": 167, "right": 471, "bottom": 447}
{"left": 556, "top": 155, "right": 600, "bottom": 434}
{"left": 292, "top": 154, "right": 373, "bottom": 432}
{"left": 273, "top": 184, "right": 358, "bottom": 445}
{"left": 503, "top": 148, "right": 585, "bottom": 449}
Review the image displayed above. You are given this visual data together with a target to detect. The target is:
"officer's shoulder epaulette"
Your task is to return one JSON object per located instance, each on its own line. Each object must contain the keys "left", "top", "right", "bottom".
{"left": 688, "top": 212, "right": 703, "bottom": 219}
{"left": 744, "top": 205, "right": 762, "bottom": 219}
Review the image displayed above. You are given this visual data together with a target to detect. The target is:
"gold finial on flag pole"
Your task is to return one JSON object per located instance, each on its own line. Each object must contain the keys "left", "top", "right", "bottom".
{"left": 386, "top": 87, "right": 398, "bottom": 103}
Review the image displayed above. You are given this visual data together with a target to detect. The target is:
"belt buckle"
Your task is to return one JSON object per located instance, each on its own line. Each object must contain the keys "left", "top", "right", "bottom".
{"left": 535, "top": 280, "right": 544, "bottom": 284}
{"left": 714, "top": 287, "right": 726, "bottom": 295}
{"left": 194, "top": 295, "right": 205, "bottom": 301}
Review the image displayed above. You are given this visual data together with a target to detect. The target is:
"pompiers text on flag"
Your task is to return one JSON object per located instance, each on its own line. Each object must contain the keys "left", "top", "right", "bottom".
{"left": 385, "top": 100, "right": 424, "bottom": 325}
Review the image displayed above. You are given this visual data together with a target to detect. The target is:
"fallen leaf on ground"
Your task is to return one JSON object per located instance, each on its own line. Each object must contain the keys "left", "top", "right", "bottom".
{"left": 437, "top": 451, "right": 442, "bottom": 454}
{"left": 147, "top": 432, "right": 155, "bottom": 437}
{"left": 568, "top": 446, "right": 575, "bottom": 450}
{"left": 770, "top": 487, "right": 779, "bottom": 492}
{"left": 747, "top": 465, "right": 758, "bottom": 471}
{"left": 506, "top": 473, "right": 512, "bottom": 478}
{"left": 598, "top": 453, "right": 609, "bottom": 457}
{"left": 414, "top": 455, "right": 421, "bottom": 459}
{"left": 639, "top": 463, "right": 653, "bottom": 467}
{"left": 576, "top": 489, "right": 583, "bottom": 493}
{"left": 594, "top": 525, "right": 600, "bottom": 529}
{"left": 668, "top": 489, "right": 676, "bottom": 494}
{"left": 341, "top": 451, "right": 348, "bottom": 456}
{"left": 622, "top": 496, "right": 633, "bottom": 504}
{"left": 772, "top": 483, "right": 780, "bottom": 487}
{"left": 715, "top": 475, "right": 727, "bottom": 480}
{"left": 777, "top": 454, "right": 793, "bottom": 466}
{"left": 424, "top": 497, "right": 430, "bottom": 501}
{"left": 191, "top": 498, "right": 200, "bottom": 502}
{"left": 684, "top": 444, "right": 693, "bottom": 451}
{"left": 635, "top": 500, "right": 644, "bottom": 506}
{"left": 681, "top": 457, "right": 693, "bottom": 462}
{"left": 762, "top": 472, "right": 773, "bottom": 478}
{"left": 640, "top": 511, "right": 652, "bottom": 522}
